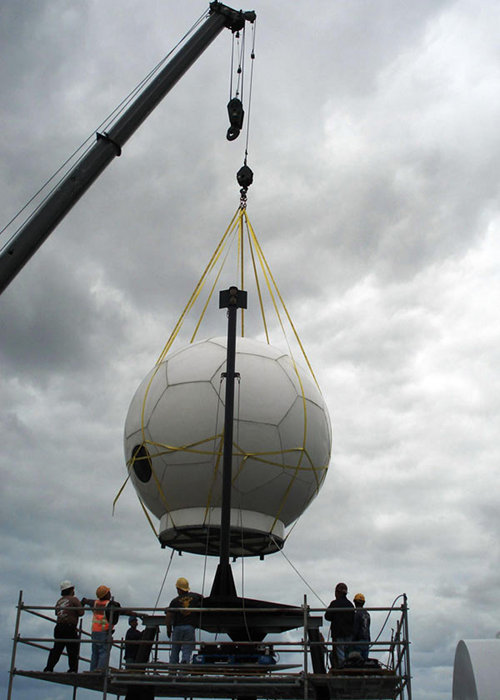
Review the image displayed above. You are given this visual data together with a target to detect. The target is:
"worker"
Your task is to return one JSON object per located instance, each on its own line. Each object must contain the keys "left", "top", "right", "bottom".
{"left": 352, "top": 593, "right": 371, "bottom": 660}
{"left": 324, "top": 582, "right": 355, "bottom": 668}
{"left": 165, "top": 577, "right": 202, "bottom": 664}
{"left": 82, "top": 585, "right": 121, "bottom": 671}
{"left": 44, "top": 580, "right": 84, "bottom": 673}
{"left": 124, "top": 616, "right": 143, "bottom": 668}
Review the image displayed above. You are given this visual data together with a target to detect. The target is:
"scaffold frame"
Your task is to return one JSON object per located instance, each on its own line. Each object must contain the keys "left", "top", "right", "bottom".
{"left": 8, "top": 590, "right": 412, "bottom": 700}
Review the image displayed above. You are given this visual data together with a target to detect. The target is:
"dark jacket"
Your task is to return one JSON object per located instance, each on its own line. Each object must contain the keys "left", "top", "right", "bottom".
{"left": 125, "top": 627, "right": 143, "bottom": 661}
{"left": 324, "top": 595, "right": 355, "bottom": 638}
{"left": 353, "top": 608, "right": 370, "bottom": 642}
{"left": 166, "top": 591, "right": 202, "bottom": 628}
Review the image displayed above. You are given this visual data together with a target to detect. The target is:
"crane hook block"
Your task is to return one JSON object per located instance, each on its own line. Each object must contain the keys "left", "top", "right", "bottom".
{"left": 237, "top": 164, "right": 254, "bottom": 189}
{"left": 227, "top": 97, "right": 244, "bottom": 141}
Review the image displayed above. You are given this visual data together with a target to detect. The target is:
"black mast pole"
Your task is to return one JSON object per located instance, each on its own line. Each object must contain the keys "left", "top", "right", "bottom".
{"left": 210, "top": 286, "right": 247, "bottom": 599}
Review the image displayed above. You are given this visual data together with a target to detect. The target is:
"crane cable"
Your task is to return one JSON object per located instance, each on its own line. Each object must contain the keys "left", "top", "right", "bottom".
{"left": 270, "top": 534, "right": 327, "bottom": 607}
{"left": 226, "top": 17, "right": 256, "bottom": 204}
{"left": 229, "top": 16, "right": 256, "bottom": 153}
{"left": 243, "top": 19, "right": 257, "bottom": 161}
{"left": 153, "top": 548, "right": 175, "bottom": 611}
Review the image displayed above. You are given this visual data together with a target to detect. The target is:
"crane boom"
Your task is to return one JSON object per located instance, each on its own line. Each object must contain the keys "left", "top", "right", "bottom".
{"left": 0, "top": 2, "right": 255, "bottom": 295}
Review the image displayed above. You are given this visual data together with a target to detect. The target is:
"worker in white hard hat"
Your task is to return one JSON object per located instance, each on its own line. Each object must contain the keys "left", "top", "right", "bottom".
{"left": 352, "top": 593, "right": 371, "bottom": 661}
{"left": 165, "top": 577, "right": 202, "bottom": 664}
{"left": 44, "top": 580, "right": 84, "bottom": 673}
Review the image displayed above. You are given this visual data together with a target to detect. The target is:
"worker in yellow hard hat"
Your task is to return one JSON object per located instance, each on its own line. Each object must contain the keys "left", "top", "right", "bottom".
{"left": 165, "top": 577, "right": 202, "bottom": 664}
{"left": 81, "top": 585, "right": 121, "bottom": 671}
{"left": 352, "top": 593, "right": 371, "bottom": 661}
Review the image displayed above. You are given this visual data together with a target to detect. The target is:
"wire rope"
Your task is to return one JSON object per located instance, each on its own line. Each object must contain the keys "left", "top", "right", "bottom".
{"left": 0, "top": 140, "right": 95, "bottom": 252}
{"left": 201, "top": 378, "right": 223, "bottom": 596}
{"left": 204, "top": 375, "right": 225, "bottom": 520}
{"left": 270, "top": 534, "right": 327, "bottom": 607}
{"left": 233, "top": 389, "right": 254, "bottom": 644}
{"left": 153, "top": 548, "right": 175, "bottom": 611}
{"left": 0, "top": 140, "right": 89, "bottom": 246}
{"left": 229, "top": 25, "right": 245, "bottom": 101}
{"left": 198, "top": 514, "right": 213, "bottom": 644}
{"left": 238, "top": 542, "right": 254, "bottom": 645}
{"left": 243, "top": 20, "right": 257, "bottom": 160}
{"left": 229, "top": 30, "right": 236, "bottom": 100}
{"left": 238, "top": 27, "right": 246, "bottom": 103}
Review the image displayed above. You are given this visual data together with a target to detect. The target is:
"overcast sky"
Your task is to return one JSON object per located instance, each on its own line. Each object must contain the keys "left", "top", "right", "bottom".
{"left": 1, "top": 1, "right": 500, "bottom": 699}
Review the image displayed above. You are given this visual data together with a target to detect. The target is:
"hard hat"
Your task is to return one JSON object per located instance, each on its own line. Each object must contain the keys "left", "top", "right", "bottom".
{"left": 354, "top": 593, "right": 365, "bottom": 602}
{"left": 60, "top": 580, "right": 73, "bottom": 591}
{"left": 96, "top": 585, "right": 110, "bottom": 599}
{"left": 175, "top": 577, "right": 189, "bottom": 592}
{"left": 129, "top": 616, "right": 138, "bottom": 624}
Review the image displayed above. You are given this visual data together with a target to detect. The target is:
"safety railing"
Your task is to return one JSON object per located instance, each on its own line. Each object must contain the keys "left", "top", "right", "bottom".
{"left": 8, "top": 590, "right": 412, "bottom": 700}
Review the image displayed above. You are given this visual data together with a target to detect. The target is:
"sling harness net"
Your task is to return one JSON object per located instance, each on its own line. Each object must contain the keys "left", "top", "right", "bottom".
{"left": 114, "top": 206, "right": 330, "bottom": 548}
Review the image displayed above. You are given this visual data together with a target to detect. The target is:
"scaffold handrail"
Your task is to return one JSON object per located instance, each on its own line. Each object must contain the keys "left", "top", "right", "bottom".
{"left": 8, "top": 591, "right": 412, "bottom": 700}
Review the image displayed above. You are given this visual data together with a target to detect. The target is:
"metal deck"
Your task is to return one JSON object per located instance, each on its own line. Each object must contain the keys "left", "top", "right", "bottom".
{"left": 14, "top": 666, "right": 403, "bottom": 699}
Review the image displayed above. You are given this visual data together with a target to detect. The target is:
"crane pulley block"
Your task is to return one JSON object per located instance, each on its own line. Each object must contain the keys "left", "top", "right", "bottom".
{"left": 237, "top": 164, "right": 253, "bottom": 189}
{"left": 227, "top": 97, "right": 244, "bottom": 140}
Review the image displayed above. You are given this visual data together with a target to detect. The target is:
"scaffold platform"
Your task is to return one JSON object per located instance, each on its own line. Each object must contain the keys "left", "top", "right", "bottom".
{"left": 8, "top": 593, "right": 412, "bottom": 700}
{"left": 14, "top": 666, "right": 404, "bottom": 699}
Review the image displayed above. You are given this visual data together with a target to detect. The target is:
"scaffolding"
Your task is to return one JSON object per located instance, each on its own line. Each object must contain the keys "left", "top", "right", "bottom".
{"left": 8, "top": 591, "right": 412, "bottom": 700}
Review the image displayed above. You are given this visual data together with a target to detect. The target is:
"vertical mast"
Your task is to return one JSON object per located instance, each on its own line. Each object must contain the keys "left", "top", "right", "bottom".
{"left": 210, "top": 286, "right": 247, "bottom": 599}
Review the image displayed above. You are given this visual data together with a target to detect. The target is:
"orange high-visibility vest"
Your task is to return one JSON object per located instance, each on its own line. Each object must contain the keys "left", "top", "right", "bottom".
{"left": 92, "top": 600, "right": 110, "bottom": 632}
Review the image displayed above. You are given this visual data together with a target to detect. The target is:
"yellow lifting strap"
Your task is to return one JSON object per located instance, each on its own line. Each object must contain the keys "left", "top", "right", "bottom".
{"left": 114, "top": 205, "right": 327, "bottom": 539}
{"left": 154, "top": 206, "right": 320, "bottom": 391}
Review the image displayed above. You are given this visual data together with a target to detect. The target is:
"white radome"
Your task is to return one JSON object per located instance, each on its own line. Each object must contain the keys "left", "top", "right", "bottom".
{"left": 124, "top": 337, "right": 331, "bottom": 557}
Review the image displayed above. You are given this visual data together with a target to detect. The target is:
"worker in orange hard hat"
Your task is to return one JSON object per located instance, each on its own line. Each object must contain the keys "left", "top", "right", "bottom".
{"left": 165, "top": 577, "right": 203, "bottom": 664}
{"left": 82, "top": 585, "right": 121, "bottom": 671}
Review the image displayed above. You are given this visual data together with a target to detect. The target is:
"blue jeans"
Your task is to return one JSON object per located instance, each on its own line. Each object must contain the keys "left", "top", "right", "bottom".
{"left": 354, "top": 641, "right": 370, "bottom": 660}
{"left": 90, "top": 630, "right": 110, "bottom": 671}
{"left": 332, "top": 636, "right": 352, "bottom": 668}
{"left": 170, "top": 625, "right": 196, "bottom": 664}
